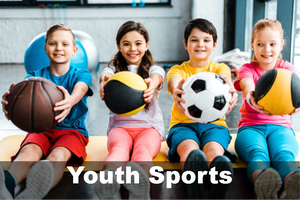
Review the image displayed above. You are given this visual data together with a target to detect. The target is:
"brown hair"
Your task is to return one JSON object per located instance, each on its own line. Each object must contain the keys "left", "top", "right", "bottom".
{"left": 45, "top": 23, "right": 76, "bottom": 46}
{"left": 251, "top": 18, "right": 284, "bottom": 62}
{"left": 108, "top": 21, "right": 154, "bottom": 79}
{"left": 184, "top": 18, "right": 218, "bottom": 46}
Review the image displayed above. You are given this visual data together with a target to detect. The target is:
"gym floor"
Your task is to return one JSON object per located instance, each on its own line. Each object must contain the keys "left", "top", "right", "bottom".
{"left": 0, "top": 64, "right": 300, "bottom": 199}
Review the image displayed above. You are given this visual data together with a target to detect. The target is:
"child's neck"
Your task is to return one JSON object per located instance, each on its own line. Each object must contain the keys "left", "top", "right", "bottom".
{"left": 257, "top": 60, "right": 278, "bottom": 72}
{"left": 49, "top": 63, "right": 70, "bottom": 76}
{"left": 189, "top": 59, "right": 210, "bottom": 68}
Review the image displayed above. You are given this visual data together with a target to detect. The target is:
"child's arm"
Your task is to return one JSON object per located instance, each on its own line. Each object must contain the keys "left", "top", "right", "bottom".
{"left": 143, "top": 73, "right": 163, "bottom": 103}
{"left": 99, "top": 73, "right": 113, "bottom": 100}
{"left": 219, "top": 73, "right": 238, "bottom": 114}
{"left": 168, "top": 76, "right": 186, "bottom": 114}
{"left": 54, "top": 82, "right": 89, "bottom": 123}
{"left": 239, "top": 77, "right": 271, "bottom": 116}
{"left": 1, "top": 83, "right": 15, "bottom": 120}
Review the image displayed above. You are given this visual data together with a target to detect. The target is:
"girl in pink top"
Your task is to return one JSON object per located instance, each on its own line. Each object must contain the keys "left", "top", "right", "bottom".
{"left": 234, "top": 18, "right": 300, "bottom": 199}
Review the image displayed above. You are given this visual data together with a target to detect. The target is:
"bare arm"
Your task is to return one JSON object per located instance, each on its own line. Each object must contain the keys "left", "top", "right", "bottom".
{"left": 54, "top": 82, "right": 89, "bottom": 122}
{"left": 143, "top": 73, "right": 163, "bottom": 103}
{"left": 99, "top": 73, "right": 113, "bottom": 100}
{"left": 219, "top": 73, "right": 238, "bottom": 114}
{"left": 168, "top": 76, "right": 186, "bottom": 114}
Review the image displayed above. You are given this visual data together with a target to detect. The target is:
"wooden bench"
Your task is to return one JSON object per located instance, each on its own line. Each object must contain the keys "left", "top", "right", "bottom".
{"left": 1, "top": 133, "right": 300, "bottom": 171}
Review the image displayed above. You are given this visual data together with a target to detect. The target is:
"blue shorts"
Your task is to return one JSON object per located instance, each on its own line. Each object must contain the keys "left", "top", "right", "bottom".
{"left": 167, "top": 123, "right": 236, "bottom": 162}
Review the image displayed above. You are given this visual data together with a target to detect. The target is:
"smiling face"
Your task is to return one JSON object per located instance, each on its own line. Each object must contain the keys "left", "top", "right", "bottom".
{"left": 251, "top": 27, "right": 283, "bottom": 67}
{"left": 184, "top": 28, "right": 216, "bottom": 64}
{"left": 117, "top": 30, "right": 149, "bottom": 66}
{"left": 44, "top": 30, "right": 78, "bottom": 66}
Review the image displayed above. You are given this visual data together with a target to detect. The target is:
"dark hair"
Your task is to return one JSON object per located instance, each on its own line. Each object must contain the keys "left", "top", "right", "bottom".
{"left": 108, "top": 21, "right": 154, "bottom": 79}
{"left": 45, "top": 23, "right": 76, "bottom": 46}
{"left": 184, "top": 18, "right": 218, "bottom": 45}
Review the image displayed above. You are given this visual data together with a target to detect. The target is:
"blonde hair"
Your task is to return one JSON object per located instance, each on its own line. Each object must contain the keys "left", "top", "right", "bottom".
{"left": 251, "top": 18, "right": 284, "bottom": 62}
{"left": 45, "top": 23, "right": 76, "bottom": 46}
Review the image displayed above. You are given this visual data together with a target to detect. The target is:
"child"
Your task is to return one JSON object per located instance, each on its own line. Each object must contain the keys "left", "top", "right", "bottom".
{"left": 95, "top": 21, "right": 165, "bottom": 200}
{"left": 0, "top": 23, "right": 93, "bottom": 199}
{"left": 234, "top": 18, "right": 300, "bottom": 199}
{"left": 166, "top": 18, "right": 238, "bottom": 199}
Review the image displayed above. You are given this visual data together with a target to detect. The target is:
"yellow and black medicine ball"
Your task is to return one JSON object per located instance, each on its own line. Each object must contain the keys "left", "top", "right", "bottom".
{"left": 254, "top": 68, "right": 300, "bottom": 115}
{"left": 104, "top": 71, "right": 147, "bottom": 116}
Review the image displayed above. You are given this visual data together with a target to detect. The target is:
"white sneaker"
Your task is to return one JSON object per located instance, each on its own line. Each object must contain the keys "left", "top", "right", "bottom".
{"left": 94, "top": 169, "right": 121, "bottom": 199}
{"left": 0, "top": 164, "right": 13, "bottom": 199}
{"left": 254, "top": 168, "right": 282, "bottom": 199}
{"left": 15, "top": 160, "right": 54, "bottom": 200}
{"left": 123, "top": 161, "right": 150, "bottom": 200}
{"left": 280, "top": 171, "right": 300, "bottom": 199}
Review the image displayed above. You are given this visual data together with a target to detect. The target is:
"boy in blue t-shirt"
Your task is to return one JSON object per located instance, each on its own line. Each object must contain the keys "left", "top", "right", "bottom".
{"left": 0, "top": 23, "right": 92, "bottom": 199}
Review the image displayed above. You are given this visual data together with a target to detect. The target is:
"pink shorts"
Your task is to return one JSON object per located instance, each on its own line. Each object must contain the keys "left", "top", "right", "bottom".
{"left": 12, "top": 129, "right": 89, "bottom": 166}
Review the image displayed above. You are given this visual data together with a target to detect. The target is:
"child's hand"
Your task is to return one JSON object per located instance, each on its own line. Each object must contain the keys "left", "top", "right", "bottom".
{"left": 143, "top": 78, "right": 155, "bottom": 103}
{"left": 99, "top": 74, "right": 111, "bottom": 100}
{"left": 249, "top": 91, "right": 272, "bottom": 116}
{"left": 172, "top": 79, "right": 186, "bottom": 114}
{"left": 54, "top": 86, "right": 75, "bottom": 123}
{"left": 226, "top": 87, "right": 238, "bottom": 114}
{"left": 1, "top": 83, "right": 15, "bottom": 120}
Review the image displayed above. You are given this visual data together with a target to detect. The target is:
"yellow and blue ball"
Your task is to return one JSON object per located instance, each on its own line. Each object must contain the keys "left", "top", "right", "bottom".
{"left": 254, "top": 68, "right": 300, "bottom": 115}
{"left": 104, "top": 71, "right": 147, "bottom": 116}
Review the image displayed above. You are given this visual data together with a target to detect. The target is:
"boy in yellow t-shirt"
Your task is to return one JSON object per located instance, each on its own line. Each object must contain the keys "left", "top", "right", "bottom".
{"left": 166, "top": 18, "right": 238, "bottom": 199}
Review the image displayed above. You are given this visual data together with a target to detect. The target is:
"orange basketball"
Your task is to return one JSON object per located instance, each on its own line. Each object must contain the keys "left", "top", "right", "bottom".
{"left": 6, "top": 77, "right": 64, "bottom": 133}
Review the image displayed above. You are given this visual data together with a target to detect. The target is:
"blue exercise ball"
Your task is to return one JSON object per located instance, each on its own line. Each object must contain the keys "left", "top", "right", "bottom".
{"left": 24, "top": 32, "right": 88, "bottom": 74}
{"left": 73, "top": 30, "right": 100, "bottom": 72}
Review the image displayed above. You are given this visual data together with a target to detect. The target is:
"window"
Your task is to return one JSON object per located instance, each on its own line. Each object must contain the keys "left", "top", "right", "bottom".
{"left": 294, "top": 0, "right": 300, "bottom": 73}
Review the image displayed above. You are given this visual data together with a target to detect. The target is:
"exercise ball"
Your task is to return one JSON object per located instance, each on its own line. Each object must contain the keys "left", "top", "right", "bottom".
{"left": 6, "top": 77, "right": 64, "bottom": 133}
{"left": 73, "top": 30, "right": 100, "bottom": 72}
{"left": 24, "top": 32, "right": 88, "bottom": 74}
{"left": 254, "top": 68, "right": 300, "bottom": 115}
{"left": 104, "top": 71, "right": 147, "bottom": 116}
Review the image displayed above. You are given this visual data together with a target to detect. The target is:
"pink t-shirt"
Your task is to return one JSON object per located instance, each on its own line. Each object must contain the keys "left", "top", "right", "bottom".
{"left": 234, "top": 60, "right": 298, "bottom": 129}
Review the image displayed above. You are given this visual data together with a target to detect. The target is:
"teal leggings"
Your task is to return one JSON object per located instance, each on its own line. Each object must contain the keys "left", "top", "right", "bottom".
{"left": 235, "top": 124, "right": 299, "bottom": 183}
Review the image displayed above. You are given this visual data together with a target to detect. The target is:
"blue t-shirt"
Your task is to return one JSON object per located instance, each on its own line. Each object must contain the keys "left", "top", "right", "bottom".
{"left": 25, "top": 65, "right": 93, "bottom": 137}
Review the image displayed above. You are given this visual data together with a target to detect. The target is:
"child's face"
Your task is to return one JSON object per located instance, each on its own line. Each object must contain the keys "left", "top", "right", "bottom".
{"left": 184, "top": 28, "right": 216, "bottom": 63}
{"left": 251, "top": 27, "right": 283, "bottom": 66}
{"left": 118, "top": 30, "right": 149, "bottom": 66}
{"left": 44, "top": 30, "right": 78, "bottom": 65}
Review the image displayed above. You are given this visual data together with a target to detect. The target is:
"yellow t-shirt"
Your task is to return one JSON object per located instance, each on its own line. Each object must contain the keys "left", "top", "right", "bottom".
{"left": 166, "top": 61, "right": 231, "bottom": 130}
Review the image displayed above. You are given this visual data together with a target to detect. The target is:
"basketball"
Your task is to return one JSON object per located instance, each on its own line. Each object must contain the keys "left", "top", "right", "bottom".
{"left": 6, "top": 77, "right": 64, "bottom": 133}
{"left": 104, "top": 71, "right": 147, "bottom": 116}
{"left": 254, "top": 68, "right": 300, "bottom": 115}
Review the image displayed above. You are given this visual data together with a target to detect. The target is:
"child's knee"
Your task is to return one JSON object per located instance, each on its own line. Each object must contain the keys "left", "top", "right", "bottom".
{"left": 47, "top": 147, "right": 72, "bottom": 161}
{"left": 17, "top": 144, "right": 43, "bottom": 161}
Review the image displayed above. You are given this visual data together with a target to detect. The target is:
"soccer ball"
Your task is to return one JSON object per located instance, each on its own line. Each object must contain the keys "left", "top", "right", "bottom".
{"left": 181, "top": 72, "right": 231, "bottom": 123}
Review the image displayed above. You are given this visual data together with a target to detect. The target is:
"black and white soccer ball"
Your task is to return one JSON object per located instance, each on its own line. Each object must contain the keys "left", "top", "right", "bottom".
{"left": 181, "top": 72, "right": 231, "bottom": 123}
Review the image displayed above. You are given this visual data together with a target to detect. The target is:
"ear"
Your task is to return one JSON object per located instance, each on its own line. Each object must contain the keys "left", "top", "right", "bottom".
{"left": 44, "top": 45, "right": 47, "bottom": 54}
{"left": 183, "top": 40, "right": 188, "bottom": 50}
{"left": 212, "top": 41, "right": 217, "bottom": 50}
{"left": 72, "top": 46, "right": 78, "bottom": 56}
{"left": 146, "top": 42, "right": 149, "bottom": 50}
{"left": 251, "top": 42, "right": 254, "bottom": 51}
{"left": 117, "top": 44, "right": 121, "bottom": 51}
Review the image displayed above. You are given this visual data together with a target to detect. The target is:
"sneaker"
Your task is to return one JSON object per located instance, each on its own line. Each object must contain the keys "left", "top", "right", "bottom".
{"left": 15, "top": 160, "right": 54, "bottom": 200}
{"left": 184, "top": 149, "right": 208, "bottom": 199}
{"left": 280, "top": 171, "right": 300, "bottom": 199}
{"left": 208, "top": 155, "right": 234, "bottom": 199}
{"left": 94, "top": 169, "right": 121, "bottom": 199}
{"left": 0, "top": 164, "right": 13, "bottom": 199}
{"left": 123, "top": 161, "right": 151, "bottom": 200}
{"left": 254, "top": 168, "right": 282, "bottom": 199}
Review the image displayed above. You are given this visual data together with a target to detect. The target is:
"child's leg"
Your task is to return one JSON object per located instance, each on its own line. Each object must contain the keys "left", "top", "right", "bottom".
{"left": 267, "top": 126, "right": 299, "bottom": 180}
{"left": 8, "top": 143, "right": 43, "bottom": 184}
{"left": 105, "top": 127, "right": 133, "bottom": 170}
{"left": 177, "top": 139, "right": 200, "bottom": 170}
{"left": 203, "top": 141, "right": 225, "bottom": 162}
{"left": 131, "top": 128, "right": 161, "bottom": 171}
{"left": 235, "top": 126, "right": 270, "bottom": 183}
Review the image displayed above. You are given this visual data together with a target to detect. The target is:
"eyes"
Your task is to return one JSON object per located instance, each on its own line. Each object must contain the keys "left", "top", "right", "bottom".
{"left": 190, "top": 38, "right": 212, "bottom": 43}
{"left": 256, "top": 43, "right": 278, "bottom": 47}
{"left": 122, "top": 42, "right": 143, "bottom": 47}
{"left": 48, "top": 42, "right": 71, "bottom": 47}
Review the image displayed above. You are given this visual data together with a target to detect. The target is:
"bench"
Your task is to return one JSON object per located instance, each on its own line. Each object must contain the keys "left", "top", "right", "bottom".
{"left": 1, "top": 133, "right": 300, "bottom": 171}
